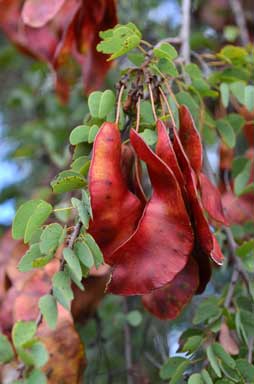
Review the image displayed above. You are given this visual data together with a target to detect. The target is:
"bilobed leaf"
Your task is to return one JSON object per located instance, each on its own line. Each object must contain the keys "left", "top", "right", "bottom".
{"left": 12, "top": 200, "right": 42, "bottom": 240}
{"left": 235, "top": 359, "right": 254, "bottom": 382}
{"left": 216, "top": 118, "right": 236, "bottom": 148}
{"left": 24, "top": 201, "right": 52, "bottom": 243}
{"left": 40, "top": 223, "right": 64, "bottom": 254}
{"left": 88, "top": 91, "right": 102, "bottom": 117}
{"left": 88, "top": 125, "right": 99, "bottom": 143}
{"left": 52, "top": 271, "right": 74, "bottom": 310}
{"left": 26, "top": 369, "right": 47, "bottom": 384}
{"left": 212, "top": 343, "right": 236, "bottom": 369}
{"left": 201, "top": 369, "right": 213, "bottom": 384}
{"left": 230, "top": 81, "right": 246, "bottom": 104}
{"left": 182, "top": 335, "right": 203, "bottom": 353}
{"left": 139, "top": 129, "right": 157, "bottom": 146}
{"left": 63, "top": 248, "right": 82, "bottom": 282}
{"left": 207, "top": 345, "right": 222, "bottom": 377}
{"left": 97, "top": 23, "right": 142, "bottom": 60}
{"left": 244, "top": 85, "right": 254, "bottom": 112}
{"left": 98, "top": 90, "right": 115, "bottom": 118}
{"left": 84, "top": 233, "right": 104, "bottom": 268}
{"left": 234, "top": 160, "right": 251, "bottom": 196}
{"left": 51, "top": 173, "right": 86, "bottom": 193}
{"left": 193, "top": 297, "right": 222, "bottom": 324}
{"left": 69, "top": 125, "right": 90, "bottom": 145}
{"left": 12, "top": 321, "right": 36, "bottom": 348}
{"left": 154, "top": 42, "right": 178, "bottom": 61}
{"left": 160, "top": 357, "right": 187, "bottom": 380}
{"left": 220, "top": 83, "right": 230, "bottom": 108}
{"left": 38, "top": 295, "right": 58, "bottom": 330}
{"left": 71, "top": 197, "right": 90, "bottom": 229}
{"left": 74, "top": 241, "right": 94, "bottom": 268}
{"left": 0, "top": 333, "right": 14, "bottom": 363}
{"left": 188, "top": 373, "right": 203, "bottom": 384}
{"left": 18, "top": 243, "right": 42, "bottom": 272}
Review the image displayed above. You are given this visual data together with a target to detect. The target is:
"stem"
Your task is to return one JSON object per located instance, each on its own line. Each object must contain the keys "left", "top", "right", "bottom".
{"left": 18, "top": 220, "right": 82, "bottom": 379}
{"left": 135, "top": 97, "right": 141, "bottom": 132}
{"left": 180, "top": 0, "right": 191, "bottom": 63}
{"left": 159, "top": 87, "right": 177, "bottom": 127}
{"left": 115, "top": 85, "right": 125, "bottom": 125}
{"left": 148, "top": 83, "right": 157, "bottom": 121}
{"left": 229, "top": 0, "right": 250, "bottom": 45}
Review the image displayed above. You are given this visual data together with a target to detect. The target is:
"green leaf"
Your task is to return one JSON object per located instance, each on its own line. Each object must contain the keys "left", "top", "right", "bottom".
{"left": 38, "top": 295, "right": 58, "bottom": 330}
{"left": 223, "top": 26, "right": 239, "bottom": 42}
{"left": 212, "top": 343, "right": 236, "bottom": 369}
{"left": 26, "top": 369, "right": 47, "bottom": 384}
{"left": 0, "top": 333, "right": 14, "bottom": 363}
{"left": 193, "top": 297, "right": 222, "bottom": 325}
{"left": 88, "top": 91, "right": 102, "bottom": 117}
{"left": 74, "top": 241, "right": 94, "bottom": 269}
{"left": 69, "top": 125, "right": 90, "bottom": 145}
{"left": 218, "top": 45, "right": 247, "bottom": 63}
{"left": 71, "top": 198, "right": 90, "bottom": 229}
{"left": 201, "top": 369, "right": 213, "bottom": 384}
{"left": 170, "top": 360, "right": 191, "bottom": 384}
{"left": 182, "top": 335, "right": 203, "bottom": 353}
{"left": 71, "top": 156, "right": 88, "bottom": 174}
{"left": 88, "top": 124, "right": 99, "bottom": 143}
{"left": 216, "top": 118, "right": 236, "bottom": 148}
{"left": 139, "top": 129, "right": 157, "bottom": 146}
{"left": 207, "top": 345, "right": 222, "bottom": 377}
{"left": 98, "top": 90, "right": 115, "bottom": 118}
{"left": 236, "top": 239, "right": 254, "bottom": 258}
{"left": 154, "top": 42, "right": 178, "bottom": 61}
{"left": 32, "top": 254, "right": 53, "bottom": 268}
{"left": 24, "top": 201, "right": 52, "bottom": 244}
{"left": 230, "top": 81, "right": 246, "bottom": 104}
{"left": 226, "top": 113, "right": 245, "bottom": 135}
{"left": 12, "top": 321, "right": 36, "bottom": 348}
{"left": 127, "top": 52, "right": 145, "bottom": 66}
{"left": 39, "top": 223, "right": 64, "bottom": 254}
{"left": 185, "top": 63, "right": 202, "bottom": 79}
{"left": 12, "top": 200, "right": 42, "bottom": 240}
{"left": 232, "top": 157, "right": 249, "bottom": 178}
{"left": 18, "top": 342, "right": 48, "bottom": 368}
{"left": 51, "top": 173, "right": 86, "bottom": 194}
{"left": 235, "top": 359, "right": 254, "bottom": 382}
{"left": 52, "top": 271, "right": 74, "bottom": 310}
{"left": 244, "top": 85, "right": 254, "bottom": 112}
{"left": 63, "top": 248, "right": 82, "bottom": 282}
{"left": 140, "top": 100, "right": 154, "bottom": 124}
{"left": 97, "top": 23, "right": 142, "bottom": 60}
{"left": 234, "top": 160, "right": 251, "bottom": 196}
{"left": 83, "top": 233, "right": 104, "bottom": 268}
{"left": 160, "top": 357, "right": 187, "bottom": 380}
{"left": 157, "top": 58, "right": 178, "bottom": 76}
{"left": 220, "top": 83, "right": 230, "bottom": 108}
{"left": 188, "top": 373, "right": 204, "bottom": 384}
{"left": 126, "top": 310, "right": 142, "bottom": 327}
{"left": 18, "top": 243, "right": 42, "bottom": 272}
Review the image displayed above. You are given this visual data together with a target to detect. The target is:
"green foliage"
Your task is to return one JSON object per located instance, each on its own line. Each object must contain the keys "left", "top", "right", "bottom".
{"left": 38, "top": 295, "right": 58, "bottom": 330}
{"left": 97, "top": 23, "right": 142, "bottom": 60}
{"left": 52, "top": 271, "right": 74, "bottom": 310}
{"left": 0, "top": 333, "right": 14, "bottom": 363}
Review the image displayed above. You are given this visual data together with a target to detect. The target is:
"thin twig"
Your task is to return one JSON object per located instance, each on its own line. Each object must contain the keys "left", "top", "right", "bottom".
{"left": 18, "top": 220, "right": 82, "bottom": 379}
{"left": 180, "top": 0, "right": 191, "bottom": 63}
{"left": 123, "top": 298, "right": 134, "bottom": 384}
{"left": 229, "top": 0, "right": 250, "bottom": 45}
{"left": 159, "top": 87, "right": 177, "bottom": 127}
{"left": 115, "top": 85, "right": 125, "bottom": 125}
{"left": 148, "top": 83, "right": 157, "bottom": 121}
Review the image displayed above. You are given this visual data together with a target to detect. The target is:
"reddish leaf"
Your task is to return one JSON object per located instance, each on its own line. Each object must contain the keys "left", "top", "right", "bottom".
{"left": 22, "top": 0, "right": 66, "bottom": 28}
{"left": 193, "top": 247, "right": 212, "bottom": 294}
{"left": 210, "top": 234, "right": 224, "bottom": 265}
{"left": 107, "top": 129, "right": 194, "bottom": 295}
{"left": 199, "top": 172, "right": 228, "bottom": 225}
{"left": 142, "top": 258, "right": 199, "bottom": 320}
{"left": 156, "top": 119, "right": 185, "bottom": 188}
{"left": 171, "top": 123, "right": 214, "bottom": 257}
{"left": 222, "top": 191, "right": 254, "bottom": 225}
{"left": 88, "top": 122, "right": 142, "bottom": 264}
{"left": 179, "top": 105, "right": 203, "bottom": 174}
